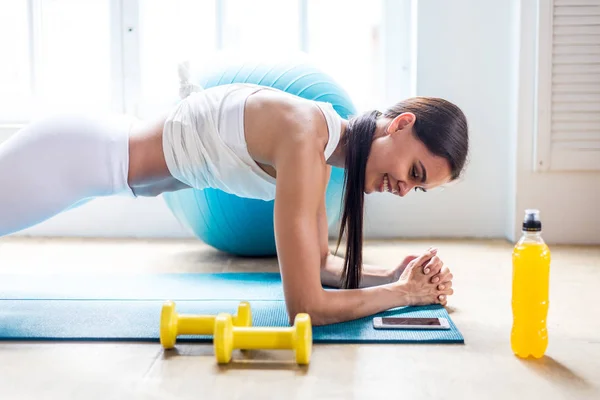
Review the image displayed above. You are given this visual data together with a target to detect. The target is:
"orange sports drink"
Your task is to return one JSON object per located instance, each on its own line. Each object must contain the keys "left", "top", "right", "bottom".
{"left": 511, "top": 209, "right": 551, "bottom": 358}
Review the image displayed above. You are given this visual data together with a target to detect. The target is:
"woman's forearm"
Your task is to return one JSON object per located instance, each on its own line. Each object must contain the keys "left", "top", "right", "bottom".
{"left": 320, "top": 252, "right": 393, "bottom": 288}
{"left": 293, "top": 250, "right": 445, "bottom": 326}
{"left": 307, "top": 283, "right": 411, "bottom": 326}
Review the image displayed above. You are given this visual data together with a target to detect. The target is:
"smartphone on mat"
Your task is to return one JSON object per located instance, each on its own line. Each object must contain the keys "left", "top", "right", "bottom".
{"left": 373, "top": 316, "right": 450, "bottom": 330}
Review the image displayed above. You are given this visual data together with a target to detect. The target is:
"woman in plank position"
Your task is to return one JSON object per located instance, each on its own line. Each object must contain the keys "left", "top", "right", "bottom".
{"left": 0, "top": 71, "right": 468, "bottom": 325}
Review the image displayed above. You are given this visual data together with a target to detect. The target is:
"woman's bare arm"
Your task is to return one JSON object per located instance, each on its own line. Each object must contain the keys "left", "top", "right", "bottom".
{"left": 320, "top": 252, "right": 397, "bottom": 288}
{"left": 271, "top": 129, "right": 451, "bottom": 326}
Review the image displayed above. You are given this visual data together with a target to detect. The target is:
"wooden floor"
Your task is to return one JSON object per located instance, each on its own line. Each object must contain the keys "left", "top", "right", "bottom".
{"left": 0, "top": 237, "right": 598, "bottom": 399}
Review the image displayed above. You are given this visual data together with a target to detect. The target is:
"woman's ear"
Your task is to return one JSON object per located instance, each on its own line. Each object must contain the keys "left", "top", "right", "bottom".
{"left": 388, "top": 112, "right": 416, "bottom": 134}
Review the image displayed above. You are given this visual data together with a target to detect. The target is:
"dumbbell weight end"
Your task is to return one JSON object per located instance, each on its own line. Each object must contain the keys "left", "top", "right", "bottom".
{"left": 160, "top": 301, "right": 252, "bottom": 349}
{"left": 213, "top": 313, "right": 312, "bottom": 365}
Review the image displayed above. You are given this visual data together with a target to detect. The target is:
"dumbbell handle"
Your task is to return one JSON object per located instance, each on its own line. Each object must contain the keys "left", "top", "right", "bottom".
{"left": 175, "top": 315, "right": 215, "bottom": 335}
{"left": 231, "top": 327, "right": 294, "bottom": 350}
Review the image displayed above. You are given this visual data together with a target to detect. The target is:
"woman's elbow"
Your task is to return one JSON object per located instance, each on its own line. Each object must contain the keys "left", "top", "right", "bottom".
{"left": 286, "top": 292, "right": 329, "bottom": 326}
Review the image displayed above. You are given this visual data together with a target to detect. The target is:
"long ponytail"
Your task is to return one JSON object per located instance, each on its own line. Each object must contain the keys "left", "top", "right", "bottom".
{"left": 335, "top": 110, "right": 380, "bottom": 289}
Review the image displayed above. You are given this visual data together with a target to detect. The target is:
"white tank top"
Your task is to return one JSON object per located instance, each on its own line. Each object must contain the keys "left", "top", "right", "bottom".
{"left": 162, "top": 83, "right": 342, "bottom": 201}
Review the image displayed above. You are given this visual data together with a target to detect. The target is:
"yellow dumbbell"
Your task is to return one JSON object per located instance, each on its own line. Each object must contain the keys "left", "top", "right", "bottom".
{"left": 160, "top": 300, "right": 252, "bottom": 349}
{"left": 213, "top": 312, "right": 312, "bottom": 365}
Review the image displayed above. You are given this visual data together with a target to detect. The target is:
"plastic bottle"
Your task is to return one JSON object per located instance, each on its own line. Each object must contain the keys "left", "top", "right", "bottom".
{"left": 511, "top": 209, "right": 551, "bottom": 358}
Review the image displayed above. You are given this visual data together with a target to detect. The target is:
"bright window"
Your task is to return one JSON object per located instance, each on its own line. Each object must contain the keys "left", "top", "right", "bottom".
{"left": 222, "top": 0, "right": 300, "bottom": 52}
{"left": 307, "top": 0, "right": 384, "bottom": 113}
{"left": 0, "top": 0, "right": 111, "bottom": 122}
{"left": 139, "top": 0, "right": 217, "bottom": 115}
{"left": 0, "top": 0, "right": 412, "bottom": 124}
{"left": 36, "top": 0, "right": 112, "bottom": 114}
{"left": 0, "top": 0, "right": 31, "bottom": 121}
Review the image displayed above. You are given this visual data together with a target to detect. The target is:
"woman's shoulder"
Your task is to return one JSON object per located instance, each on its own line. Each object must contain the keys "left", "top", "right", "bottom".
{"left": 244, "top": 89, "right": 331, "bottom": 160}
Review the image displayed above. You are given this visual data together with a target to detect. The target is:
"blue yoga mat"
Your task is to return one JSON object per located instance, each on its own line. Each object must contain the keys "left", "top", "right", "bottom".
{"left": 0, "top": 273, "right": 464, "bottom": 344}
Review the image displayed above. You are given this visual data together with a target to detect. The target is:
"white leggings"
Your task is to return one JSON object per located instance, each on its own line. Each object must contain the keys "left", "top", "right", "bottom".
{"left": 0, "top": 113, "right": 137, "bottom": 237}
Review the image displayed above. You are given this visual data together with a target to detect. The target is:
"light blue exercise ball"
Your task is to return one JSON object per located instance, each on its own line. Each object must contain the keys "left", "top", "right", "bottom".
{"left": 163, "top": 56, "right": 356, "bottom": 256}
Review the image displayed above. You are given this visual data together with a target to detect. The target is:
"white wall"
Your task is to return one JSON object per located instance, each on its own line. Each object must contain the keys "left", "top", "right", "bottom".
{"left": 511, "top": 1, "right": 600, "bottom": 245}
{"left": 364, "top": 0, "right": 518, "bottom": 240}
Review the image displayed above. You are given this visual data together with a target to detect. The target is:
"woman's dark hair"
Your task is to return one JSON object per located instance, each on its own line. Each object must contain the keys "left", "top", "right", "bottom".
{"left": 335, "top": 97, "right": 469, "bottom": 289}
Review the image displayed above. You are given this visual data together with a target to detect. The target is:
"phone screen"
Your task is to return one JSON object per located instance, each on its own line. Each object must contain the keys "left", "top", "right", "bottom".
{"left": 381, "top": 317, "right": 441, "bottom": 326}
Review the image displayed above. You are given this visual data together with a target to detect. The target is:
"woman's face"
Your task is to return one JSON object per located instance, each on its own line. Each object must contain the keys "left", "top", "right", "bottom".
{"left": 364, "top": 113, "right": 452, "bottom": 196}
